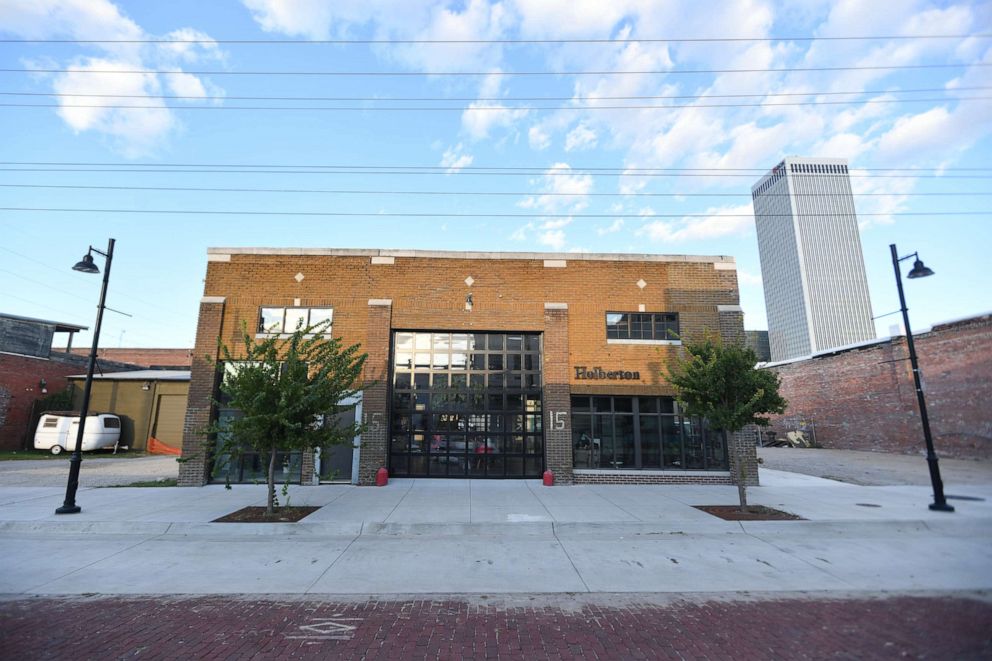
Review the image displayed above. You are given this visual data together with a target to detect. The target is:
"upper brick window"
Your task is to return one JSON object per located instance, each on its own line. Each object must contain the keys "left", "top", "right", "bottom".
{"left": 606, "top": 312, "right": 679, "bottom": 341}
{"left": 258, "top": 307, "right": 333, "bottom": 334}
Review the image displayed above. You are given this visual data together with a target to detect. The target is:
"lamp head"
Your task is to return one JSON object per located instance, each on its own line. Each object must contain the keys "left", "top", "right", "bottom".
{"left": 907, "top": 258, "right": 934, "bottom": 279}
{"left": 72, "top": 252, "right": 100, "bottom": 274}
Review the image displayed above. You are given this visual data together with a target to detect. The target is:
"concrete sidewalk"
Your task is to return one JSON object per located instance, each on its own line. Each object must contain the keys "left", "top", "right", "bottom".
{"left": 1, "top": 469, "right": 990, "bottom": 596}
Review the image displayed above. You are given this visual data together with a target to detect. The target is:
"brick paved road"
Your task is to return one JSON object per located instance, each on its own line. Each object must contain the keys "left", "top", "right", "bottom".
{"left": 1, "top": 593, "right": 990, "bottom": 660}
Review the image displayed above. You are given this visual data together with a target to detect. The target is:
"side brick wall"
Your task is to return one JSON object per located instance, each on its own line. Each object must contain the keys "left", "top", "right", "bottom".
{"left": 178, "top": 298, "right": 226, "bottom": 487}
{"left": 764, "top": 315, "right": 991, "bottom": 461}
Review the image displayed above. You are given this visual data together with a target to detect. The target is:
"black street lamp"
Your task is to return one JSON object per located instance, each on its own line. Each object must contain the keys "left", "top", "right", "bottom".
{"left": 889, "top": 243, "right": 953, "bottom": 512}
{"left": 56, "top": 239, "right": 115, "bottom": 515}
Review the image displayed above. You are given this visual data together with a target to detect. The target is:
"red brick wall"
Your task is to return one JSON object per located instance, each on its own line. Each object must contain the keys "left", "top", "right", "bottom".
{"left": 0, "top": 354, "right": 77, "bottom": 450}
{"left": 0, "top": 352, "right": 143, "bottom": 451}
{"left": 764, "top": 315, "right": 992, "bottom": 460}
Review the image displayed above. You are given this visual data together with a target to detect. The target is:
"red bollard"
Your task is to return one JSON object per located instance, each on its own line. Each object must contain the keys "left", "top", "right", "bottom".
{"left": 375, "top": 467, "right": 389, "bottom": 487}
{"left": 542, "top": 470, "right": 554, "bottom": 486}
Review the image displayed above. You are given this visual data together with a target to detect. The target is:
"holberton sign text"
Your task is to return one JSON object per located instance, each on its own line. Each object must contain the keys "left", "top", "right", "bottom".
{"left": 574, "top": 366, "right": 641, "bottom": 381}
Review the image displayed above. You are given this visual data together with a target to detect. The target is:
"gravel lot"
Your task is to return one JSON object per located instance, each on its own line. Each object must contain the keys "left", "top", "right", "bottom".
{"left": 0, "top": 454, "right": 178, "bottom": 487}
{"left": 758, "top": 446, "right": 992, "bottom": 486}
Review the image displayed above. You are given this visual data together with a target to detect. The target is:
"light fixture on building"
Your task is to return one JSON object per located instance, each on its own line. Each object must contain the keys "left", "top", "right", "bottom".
{"left": 466, "top": 293, "right": 473, "bottom": 311}
{"left": 39, "top": 379, "right": 48, "bottom": 394}
{"left": 141, "top": 381, "right": 151, "bottom": 391}
{"left": 890, "top": 243, "right": 952, "bottom": 512}
{"left": 57, "top": 238, "right": 115, "bottom": 516}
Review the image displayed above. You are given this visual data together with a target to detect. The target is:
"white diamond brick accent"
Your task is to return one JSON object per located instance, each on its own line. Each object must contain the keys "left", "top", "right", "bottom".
{"left": 294, "top": 272, "right": 304, "bottom": 283}
{"left": 465, "top": 276, "right": 474, "bottom": 287}
{"left": 637, "top": 279, "right": 647, "bottom": 289}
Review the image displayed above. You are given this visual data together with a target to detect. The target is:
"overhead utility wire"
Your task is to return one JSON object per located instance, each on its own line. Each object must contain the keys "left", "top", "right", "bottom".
{"left": 2, "top": 33, "right": 987, "bottom": 44}
{"left": 2, "top": 184, "right": 986, "bottom": 198}
{"left": 6, "top": 85, "right": 985, "bottom": 102}
{"left": 1, "top": 207, "right": 985, "bottom": 218}
{"left": 6, "top": 96, "right": 987, "bottom": 111}
{"left": 4, "top": 161, "right": 988, "bottom": 172}
{"left": 2, "top": 168, "right": 987, "bottom": 178}
{"left": 3, "top": 63, "right": 985, "bottom": 76}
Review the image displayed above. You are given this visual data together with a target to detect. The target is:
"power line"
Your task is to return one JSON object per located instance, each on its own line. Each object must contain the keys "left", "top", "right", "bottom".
{"left": 5, "top": 85, "right": 985, "bottom": 102}
{"left": 2, "top": 34, "right": 988, "bottom": 45}
{"left": 2, "top": 62, "right": 986, "bottom": 77}
{"left": 2, "top": 167, "right": 988, "bottom": 178}
{"left": 3, "top": 161, "right": 989, "bottom": 172}
{"left": 1, "top": 183, "right": 988, "bottom": 198}
{"left": 5, "top": 96, "right": 987, "bottom": 111}
{"left": 1, "top": 207, "right": 985, "bottom": 218}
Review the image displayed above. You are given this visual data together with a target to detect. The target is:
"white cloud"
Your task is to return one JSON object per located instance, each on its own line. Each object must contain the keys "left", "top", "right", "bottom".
{"left": 528, "top": 125, "right": 551, "bottom": 150}
{"left": 241, "top": 0, "right": 338, "bottom": 40}
{"left": 7, "top": 0, "right": 224, "bottom": 156}
{"left": 440, "top": 143, "right": 474, "bottom": 173}
{"left": 537, "top": 229, "right": 567, "bottom": 250}
{"left": 637, "top": 204, "right": 755, "bottom": 243}
{"left": 737, "top": 269, "right": 763, "bottom": 287}
{"left": 596, "top": 218, "right": 624, "bottom": 235}
{"left": 519, "top": 163, "right": 593, "bottom": 213}
{"left": 564, "top": 123, "right": 597, "bottom": 151}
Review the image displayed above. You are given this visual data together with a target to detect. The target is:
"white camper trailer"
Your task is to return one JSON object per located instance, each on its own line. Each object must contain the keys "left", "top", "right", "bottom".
{"left": 33, "top": 412, "right": 122, "bottom": 455}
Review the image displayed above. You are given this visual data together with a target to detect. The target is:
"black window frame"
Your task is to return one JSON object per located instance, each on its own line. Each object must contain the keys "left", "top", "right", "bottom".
{"left": 257, "top": 306, "right": 334, "bottom": 334}
{"left": 606, "top": 312, "right": 680, "bottom": 341}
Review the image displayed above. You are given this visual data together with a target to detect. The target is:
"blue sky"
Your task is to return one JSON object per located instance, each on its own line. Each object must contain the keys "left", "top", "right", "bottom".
{"left": 1, "top": 0, "right": 990, "bottom": 350}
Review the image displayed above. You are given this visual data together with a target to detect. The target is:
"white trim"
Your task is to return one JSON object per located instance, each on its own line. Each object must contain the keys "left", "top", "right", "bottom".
{"left": 368, "top": 299, "right": 393, "bottom": 306}
{"left": 573, "top": 469, "right": 731, "bottom": 477}
{"left": 200, "top": 296, "right": 226, "bottom": 304}
{"left": 544, "top": 302, "right": 568, "bottom": 310}
{"left": 208, "top": 247, "right": 734, "bottom": 264}
{"left": 370, "top": 256, "right": 395, "bottom": 265}
{"left": 717, "top": 305, "right": 743, "bottom": 312}
{"left": 206, "top": 253, "right": 231, "bottom": 262}
{"left": 607, "top": 338, "right": 681, "bottom": 346}
{"left": 543, "top": 259, "right": 567, "bottom": 268}
{"left": 713, "top": 262, "right": 736, "bottom": 270}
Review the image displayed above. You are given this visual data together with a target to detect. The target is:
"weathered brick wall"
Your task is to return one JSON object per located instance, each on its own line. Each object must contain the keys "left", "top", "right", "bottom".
{"left": 0, "top": 352, "right": 141, "bottom": 451}
{"left": 764, "top": 314, "right": 992, "bottom": 460}
{"left": 178, "top": 298, "right": 225, "bottom": 486}
{"left": 356, "top": 301, "right": 392, "bottom": 485}
{"left": 188, "top": 250, "right": 746, "bottom": 485}
{"left": 543, "top": 305, "right": 572, "bottom": 483}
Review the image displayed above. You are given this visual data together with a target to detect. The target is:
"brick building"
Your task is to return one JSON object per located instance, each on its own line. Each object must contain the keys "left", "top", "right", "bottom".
{"left": 179, "top": 248, "right": 753, "bottom": 487}
{"left": 763, "top": 313, "right": 991, "bottom": 461}
{"left": 0, "top": 313, "right": 140, "bottom": 450}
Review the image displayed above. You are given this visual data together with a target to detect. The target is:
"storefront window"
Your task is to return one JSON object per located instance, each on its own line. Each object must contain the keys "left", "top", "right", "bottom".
{"left": 571, "top": 395, "right": 727, "bottom": 471}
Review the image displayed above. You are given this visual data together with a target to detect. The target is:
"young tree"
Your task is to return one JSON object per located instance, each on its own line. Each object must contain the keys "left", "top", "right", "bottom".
{"left": 666, "top": 336, "right": 786, "bottom": 511}
{"left": 214, "top": 321, "right": 366, "bottom": 514}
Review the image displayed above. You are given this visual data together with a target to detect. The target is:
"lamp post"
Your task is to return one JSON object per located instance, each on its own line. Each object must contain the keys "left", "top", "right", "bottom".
{"left": 889, "top": 243, "right": 953, "bottom": 512}
{"left": 56, "top": 238, "right": 115, "bottom": 515}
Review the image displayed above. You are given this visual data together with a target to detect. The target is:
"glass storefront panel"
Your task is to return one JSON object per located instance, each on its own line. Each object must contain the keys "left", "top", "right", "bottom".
{"left": 390, "top": 331, "right": 543, "bottom": 478}
{"left": 571, "top": 396, "right": 727, "bottom": 472}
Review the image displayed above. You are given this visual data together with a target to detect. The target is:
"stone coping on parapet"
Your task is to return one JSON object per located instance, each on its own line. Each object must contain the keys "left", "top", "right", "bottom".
{"left": 206, "top": 247, "right": 735, "bottom": 265}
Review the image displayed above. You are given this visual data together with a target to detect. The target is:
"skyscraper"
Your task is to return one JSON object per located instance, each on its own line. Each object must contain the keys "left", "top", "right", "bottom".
{"left": 752, "top": 157, "right": 875, "bottom": 361}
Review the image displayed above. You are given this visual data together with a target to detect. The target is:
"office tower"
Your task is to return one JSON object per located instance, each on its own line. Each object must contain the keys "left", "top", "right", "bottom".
{"left": 752, "top": 157, "right": 875, "bottom": 361}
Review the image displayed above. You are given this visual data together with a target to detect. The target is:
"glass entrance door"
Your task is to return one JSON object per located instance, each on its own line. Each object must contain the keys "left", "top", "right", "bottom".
{"left": 390, "top": 331, "right": 544, "bottom": 478}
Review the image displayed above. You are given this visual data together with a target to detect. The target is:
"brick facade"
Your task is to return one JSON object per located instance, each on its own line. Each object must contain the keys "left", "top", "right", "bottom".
{"left": 178, "top": 298, "right": 226, "bottom": 486}
{"left": 763, "top": 314, "right": 992, "bottom": 461}
{"left": 0, "top": 352, "right": 140, "bottom": 451}
{"left": 180, "top": 249, "right": 749, "bottom": 486}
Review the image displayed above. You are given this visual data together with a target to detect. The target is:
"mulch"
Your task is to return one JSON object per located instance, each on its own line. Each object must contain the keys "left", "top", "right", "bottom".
{"left": 694, "top": 504, "right": 805, "bottom": 521}
{"left": 212, "top": 506, "right": 320, "bottom": 523}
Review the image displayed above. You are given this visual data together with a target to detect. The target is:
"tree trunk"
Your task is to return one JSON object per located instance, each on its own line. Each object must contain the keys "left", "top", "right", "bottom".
{"left": 727, "top": 430, "right": 748, "bottom": 512}
{"left": 266, "top": 447, "right": 277, "bottom": 515}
